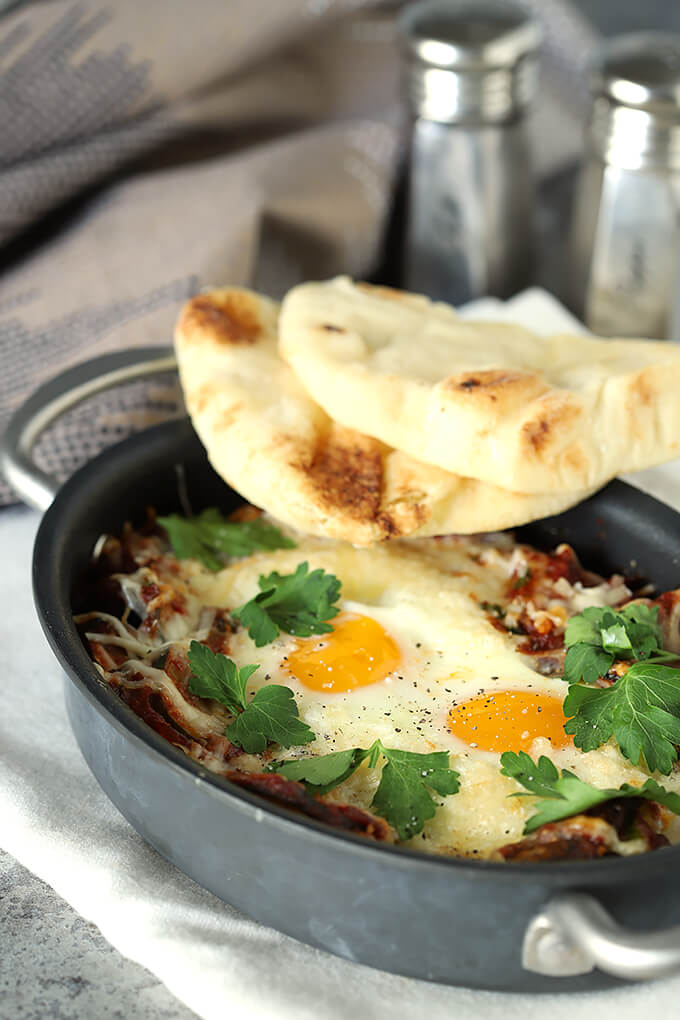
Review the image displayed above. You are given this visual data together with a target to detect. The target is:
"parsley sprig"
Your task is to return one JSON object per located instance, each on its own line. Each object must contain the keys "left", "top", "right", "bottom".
{"left": 187, "top": 645, "right": 460, "bottom": 839}
{"left": 562, "top": 604, "right": 680, "bottom": 774}
{"left": 563, "top": 664, "right": 680, "bottom": 774}
{"left": 187, "top": 641, "right": 314, "bottom": 754}
{"left": 563, "top": 604, "right": 676, "bottom": 685}
{"left": 500, "top": 750, "right": 680, "bottom": 834}
{"left": 233, "top": 562, "right": 341, "bottom": 647}
{"left": 273, "top": 742, "right": 460, "bottom": 841}
{"left": 159, "top": 508, "right": 295, "bottom": 571}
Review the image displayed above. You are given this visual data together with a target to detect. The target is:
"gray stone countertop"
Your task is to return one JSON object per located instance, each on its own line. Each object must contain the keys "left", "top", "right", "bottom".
{"left": 0, "top": 851, "right": 196, "bottom": 1020}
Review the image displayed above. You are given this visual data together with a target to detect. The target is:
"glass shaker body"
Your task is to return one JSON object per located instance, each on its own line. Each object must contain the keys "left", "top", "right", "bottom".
{"left": 405, "top": 115, "right": 533, "bottom": 303}
{"left": 398, "top": 0, "right": 541, "bottom": 305}
{"left": 569, "top": 34, "right": 680, "bottom": 340}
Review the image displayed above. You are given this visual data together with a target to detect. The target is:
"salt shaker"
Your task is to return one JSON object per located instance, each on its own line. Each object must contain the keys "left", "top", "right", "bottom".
{"left": 398, "top": 0, "right": 541, "bottom": 305}
{"left": 569, "top": 33, "right": 680, "bottom": 340}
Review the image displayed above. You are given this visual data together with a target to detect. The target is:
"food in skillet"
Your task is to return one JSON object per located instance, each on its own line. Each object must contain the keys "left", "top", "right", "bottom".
{"left": 76, "top": 508, "right": 680, "bottom": 861}
{"left": 76, "top": 279, "right": 680, "bottom": 862}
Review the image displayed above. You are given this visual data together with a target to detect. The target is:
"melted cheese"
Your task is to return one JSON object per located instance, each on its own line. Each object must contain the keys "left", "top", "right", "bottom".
{"left": 81, "top": 528, "right": 680, "bottom": 859}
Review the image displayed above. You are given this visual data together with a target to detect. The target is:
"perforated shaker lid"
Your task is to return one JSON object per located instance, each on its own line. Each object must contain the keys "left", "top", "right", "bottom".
{"left": 592, "top": 32, "right": 680, "bottom": 118}
{"left": 398, "top": 0, "right": 541, "bottom": 122}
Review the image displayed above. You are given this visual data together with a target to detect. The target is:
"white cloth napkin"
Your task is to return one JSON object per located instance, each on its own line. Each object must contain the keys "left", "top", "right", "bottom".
{"left": 3, "top": 289, "right": 680, "bottom": 1020}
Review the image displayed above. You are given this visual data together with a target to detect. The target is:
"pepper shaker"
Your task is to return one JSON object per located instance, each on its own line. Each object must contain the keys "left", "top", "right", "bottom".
{"left": 569, "top": 33, "right": 680, "bottom": 340}
{"left": 398, "top": 0, "right": 541, "bottom": 305}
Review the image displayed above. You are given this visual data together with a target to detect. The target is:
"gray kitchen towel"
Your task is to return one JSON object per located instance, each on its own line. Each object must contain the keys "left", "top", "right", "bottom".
{"left": 0, "top": 0, "right": 598, "bottom": 505}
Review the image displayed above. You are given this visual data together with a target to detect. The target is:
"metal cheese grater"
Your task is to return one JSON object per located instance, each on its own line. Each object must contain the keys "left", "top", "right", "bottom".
{"left": 569, "top": 33, "right": 680, "bottom": 340}
{"left": 398, "top": 0, "right": 541, "bottom": 305}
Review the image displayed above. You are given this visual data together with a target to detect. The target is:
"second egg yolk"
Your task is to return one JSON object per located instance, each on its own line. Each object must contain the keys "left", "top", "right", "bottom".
{"left": 285, "top": 612, "right": 401, "bottom": 694}
{"left": 448, "top": 690, "right": 572, "bottom": 752}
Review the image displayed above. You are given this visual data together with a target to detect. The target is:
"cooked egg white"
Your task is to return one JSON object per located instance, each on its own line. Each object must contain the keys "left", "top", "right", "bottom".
{"left": 189, "top": 539, "right": 680, "bottom": 858}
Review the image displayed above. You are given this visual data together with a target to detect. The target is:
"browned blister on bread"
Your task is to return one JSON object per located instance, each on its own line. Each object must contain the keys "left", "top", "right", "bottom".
{"left": 279, "top": 276, "right": 680, "bottom": 494}
{"left": 174, "top": 288, "right": 593, "bottom": 545}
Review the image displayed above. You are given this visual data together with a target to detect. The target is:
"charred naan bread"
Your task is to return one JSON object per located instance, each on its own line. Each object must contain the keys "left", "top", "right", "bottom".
{"left": 278, "top": 276, "right": 680, "bottom": 495}
{"left": 174, "top": 288, "right": 591, "bottom": 545}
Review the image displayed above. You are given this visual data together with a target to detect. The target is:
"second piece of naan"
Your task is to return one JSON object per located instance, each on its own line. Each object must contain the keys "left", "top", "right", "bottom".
{"left": 175, "top": 287, "right": 591, "bottom": 545}
{"left": 278, "top": 276, "right": 680, "bottom": 494}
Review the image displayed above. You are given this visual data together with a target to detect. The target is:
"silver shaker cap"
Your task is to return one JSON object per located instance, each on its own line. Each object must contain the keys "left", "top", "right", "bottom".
{"left": 588, "top": 32, "right": 680, "bottom": 169}
{"left": 398, "top": 0, "right": 542, "bottom": 123}
{"left": 593, "top": 32, "right": 680, "bottom": 117}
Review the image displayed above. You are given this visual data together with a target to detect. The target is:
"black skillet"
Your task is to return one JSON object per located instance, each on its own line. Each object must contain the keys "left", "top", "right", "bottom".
{"left": 5, "top": 347, "right": 680, "bottom": 994}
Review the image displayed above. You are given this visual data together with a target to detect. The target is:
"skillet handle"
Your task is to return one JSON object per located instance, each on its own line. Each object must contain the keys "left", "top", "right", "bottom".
{"left": 0, "top": 347, "right": 177, "bottom": 512}
{"left": 524, "top": 891, "right": 680, "bottom": 980}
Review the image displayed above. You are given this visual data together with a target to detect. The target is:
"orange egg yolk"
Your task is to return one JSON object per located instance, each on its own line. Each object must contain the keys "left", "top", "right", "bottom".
{"left": 448, "top": 690, "right": 572, "bottom": 752}
{"left": 284, "top": 612, "right": 401, "bottom": 694}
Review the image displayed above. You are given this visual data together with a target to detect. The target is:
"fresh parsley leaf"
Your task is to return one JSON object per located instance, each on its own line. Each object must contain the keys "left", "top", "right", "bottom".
{"left": 158, "top": 508, "right": 295, "bottom": 570}
{"left": 613, "top": 604, "right": 662, "bottom": 658}
{"left": 501, "top": 751, "right": 680, "bottom": 833}
{"left": 561, "top": 603, "right": 680, "bottom": 772}
{"left": 561, "top": 682, "right": 614, "bottom": 751}
{"left": 600, "top": 619, "right": 633, "bottom": 654}
{"left": 499, "top": 750, "right": 561, "bottom": 798}
{"left": 524, "top": 772, "right": 614, "bottom": 831}
{"left": 187, "top": 642, "right": 314, "bottom": 754}
{"left": 272, "top": 741, "right": 460, "bottom": 841}
{"left": 621, "top": 603, "right": 665, "bottom": 658}
{"left": 227, "top": 685, "right": 315, "bottom": 754}
{"left": 233, "top": 561, "right": 342, "bottom": 647}
{"left": 373, "top": 747, "right": 460, "bottom": 841}
{"left": 564, "top": 662, "right": 680, "bottom": 774}
{"left": 274, "top": 747, "right": 370, "bottom": 796}
{"left": 187, "top": 640, "right": 257, "bottom": 713}
{"left": 563, "top": 643, "right": 614, "bottom": 687}
{"left": 158, "top": 512, "right": 222, "bottom": 570}
{"left": 563, "top": 604, "right": 664, "bottom": 685}
{"left": 563, "top": 606, "right": 605, "bottom": 648}
{"left": 234, "top": 598, "right": 279, "bottom": 647}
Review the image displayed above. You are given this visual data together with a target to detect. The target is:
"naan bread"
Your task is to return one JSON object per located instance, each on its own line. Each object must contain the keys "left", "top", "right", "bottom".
{"left": 175, "top": 288, "right": 592, "bottom": 545}
{"left": 278, "top": 276, "right": 680, "bottom": 494}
